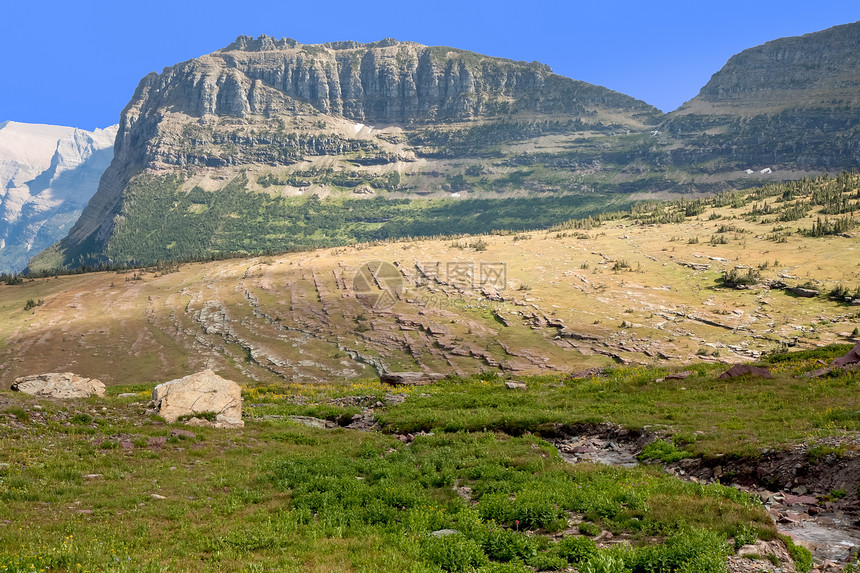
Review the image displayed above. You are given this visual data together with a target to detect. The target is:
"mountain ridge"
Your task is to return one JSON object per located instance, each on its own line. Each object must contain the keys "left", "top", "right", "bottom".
{"left": 29, "top": 22, "right": 860, "bottom": 272}
{"left": 0, "top": 121, "right": 117, "bottom": 272}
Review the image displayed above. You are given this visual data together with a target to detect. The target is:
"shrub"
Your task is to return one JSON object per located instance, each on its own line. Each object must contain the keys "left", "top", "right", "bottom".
{"left": 638, "top": 439, "right": 691, "bottom": 463}
{"left": 630, "top": 529, "right": 730, "bottom": 573}
{"left": 4, "top": 407, "right": 30, "bottom": 423}
{"left": 527, "top": 552, "right": 568, "bottom": 571}
{"left": 732, "top": 524, "right": 757, "bottom": 550}
{"left": 780, "top": 534, "right": 812, "bottom": 573}
{"left": 722, "top": 268, "right": 761, "bottom": 288}
{"left": 480, "top": 528, "right": 536, "bottom": 562}
{"left": 579, "top": 522, "right": 601, "bottom": 536}
{"left": 472, "top": 238, "right": 489, "bottom": 251}
{"left": 421, "top": 534, "right": 489, "bottom": 572}
{"left": 580, "top": 553, "right": 628, "bottom": 573}
{"left": 555, "top": 535, "right": 597, "bottom": 564}
{"left": 477, "top": 563, "right": 531, "bottom": 573}
{"left": 71, "top": 413, "right": 93, "bottom": 425}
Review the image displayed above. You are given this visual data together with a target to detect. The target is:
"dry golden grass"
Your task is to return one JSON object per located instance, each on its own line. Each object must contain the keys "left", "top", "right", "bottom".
{"left": 1, "top": 183, "right": 857, "bottom": 389}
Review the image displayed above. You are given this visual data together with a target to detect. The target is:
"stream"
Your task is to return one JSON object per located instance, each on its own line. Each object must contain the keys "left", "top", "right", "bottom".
{"left": 553, "top": 434, "right": 860, "bottom": 566}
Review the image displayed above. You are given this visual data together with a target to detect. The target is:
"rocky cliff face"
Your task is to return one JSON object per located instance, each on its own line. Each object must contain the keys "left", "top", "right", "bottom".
{"left": 29, "top": 25, "right": 860, "bottom": 272}
{"left": 34, "top": 37, "right": 657, "bottom": 270}
{"left": 136, "top": 35, "right": 650, "bottom": 124}
{"left": 664, "top": 21, "right": 860, "bottom": 171}
{"left": 691, "top": 21, "right": 860, "bottom": 106}
{"left": 0, "top": 122, "right": 117, "bottom": 272}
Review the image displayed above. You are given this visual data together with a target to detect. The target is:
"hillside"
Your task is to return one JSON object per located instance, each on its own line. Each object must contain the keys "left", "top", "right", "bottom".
{"left": 3, "top": 175, "right": 860, "bottom": 570}
{"left": 28, "top": 36, "right": 658, "bottom": 271}
{"left": 0, "top": 121, "right": 117, "bottom": 272}
{"left": 7, "top": 173, "right": 860, "bottom": 388}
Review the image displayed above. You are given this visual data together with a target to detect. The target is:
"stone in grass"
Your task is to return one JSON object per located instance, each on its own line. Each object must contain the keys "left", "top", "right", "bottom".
{"left": 717, "top": 364, "right": 772, "bottom": 379}
{"left": 431, "top": 529, "right": 459, "bottom": 537}
{"left": 504, "top": 381, "right": 528, "bottom": 389}
{"left": 169, "top": 429, "right": 196, "bottom": 439}
{"left": 12, "top": 372, "right": 105, "bottom": 399}
{"left": 380, "top": 372, "right": 445, "bottom": 386}
{"left": 665, "top": 370, "right": 692, "bottom": 380}
{"left": 148, "top": 370, "right": 243, "bottom": 428}
{"left": 831, "top": 341, "right": 860, "bottom": 368}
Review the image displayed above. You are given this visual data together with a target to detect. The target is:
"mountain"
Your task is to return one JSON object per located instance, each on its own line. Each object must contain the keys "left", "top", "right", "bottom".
{"left": 663, "top": 20, "right": 860, "bottom": 171}
{"left": 27, "top": 36, "right": 662, "bottom": 271}
{"left": 29, "top": 23, "right": 860, "bottom": 272}
{"left": 0, "top": 121, "right": 117, "bottom": 272}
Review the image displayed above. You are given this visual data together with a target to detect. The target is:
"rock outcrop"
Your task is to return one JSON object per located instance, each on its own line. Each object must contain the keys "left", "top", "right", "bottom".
{"left": 149, "top": 370, "right": 244, "bottom": 428}
{"left": 807, "top": 341, "right": 860, "bottom": 377}
{"left": 380, "top": 372, "right": 444, "bottom": 386}
{"left": 11, "top": 372, "right": 106, "bottom": 398}
{"left": 0, "top": 121, "right": 116, "bottom": 272}
{"left": 665, "top": 21, "right": 860, "bottom": 171}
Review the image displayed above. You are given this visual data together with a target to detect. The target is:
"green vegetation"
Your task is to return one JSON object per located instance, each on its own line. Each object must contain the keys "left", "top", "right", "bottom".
{"left": 375, "top": 344, "right": 860, "bottom": 458}
{"left": 1, "top": 342, "right": 854, "bottom": 571}
{"left": 721, "top": 268, "right": 761, "bottom": 288}
{"left": 83, "top": 174, "right": 632, "bottom": 268}
{"left": 637, "top": 439, "right": 691, "bottom": 463}
{"left": 32, "top": 169, "right": 860, "bottom": 275}
{"left": 0, "top": 395, "right": 771, "bottom": 572}
{"left": 23, "top": 298, "right": 44, "bottom": 311}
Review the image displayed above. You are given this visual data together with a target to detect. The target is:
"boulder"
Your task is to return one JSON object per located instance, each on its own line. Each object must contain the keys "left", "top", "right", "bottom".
{"left": 718, "top": 364, "right": 772, "bottom": 379}
{"left": 665, "top": 370, "right": 693, "bottom": 380}
{"left": 805, "top": 342, "right": 860, "bottom": 377}
{"left": 787, "top": 286, "right": 819, "bottom": 297}
{"left": 566, "top": 367, "right": 604, "bottom": 379}
{"left": 831, "top": 342, "right": 860, "bottom": 368}
{"left": 504, "top": 381, "right": 528, "bottom": 389}
{"left": 149, "top": 370, "right": 243, "bottom": 428}
{"left": 380, "top": 372, "right": 444, "bottom": 386}
{"left": 12, "top": 372, "right": 105, "bottom": 398}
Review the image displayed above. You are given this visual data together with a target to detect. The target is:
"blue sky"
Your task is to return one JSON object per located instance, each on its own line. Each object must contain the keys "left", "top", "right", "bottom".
{"left": 3, "top": 1, "right": 858, "bottom": 130}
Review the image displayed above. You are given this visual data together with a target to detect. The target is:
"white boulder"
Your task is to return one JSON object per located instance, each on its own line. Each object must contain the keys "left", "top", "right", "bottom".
{"left": 12, "top": 372, "right": 105, "bottom": 398}
{"left": 149, "top": 370, "right": 243, "bottom": 428}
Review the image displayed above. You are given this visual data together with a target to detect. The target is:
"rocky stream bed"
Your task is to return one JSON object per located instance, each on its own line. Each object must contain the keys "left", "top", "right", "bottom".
{"left": 552, "top": 424, "right": 860, "bottom": 570}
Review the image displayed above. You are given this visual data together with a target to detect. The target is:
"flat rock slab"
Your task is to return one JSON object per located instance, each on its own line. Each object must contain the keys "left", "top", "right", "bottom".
{"left": 150, "top": 369, "right": 243, "bottom": 428}
{"left": 12, "top": 372, "right": 105, "bottom": 398}
{"left": 380, "top": 372, "right": 444, "bottom": 386}
{"left": 665, "top": 370, "right": 693, "bottom": 380}
{"left": 832, "top": 342, "right": 860, "bottom": 368}
{"left": 783, "top": 493, "right": 818, "bottom": 505}
{"left": 289, "top": 416, "right": 334, "bottom": 429}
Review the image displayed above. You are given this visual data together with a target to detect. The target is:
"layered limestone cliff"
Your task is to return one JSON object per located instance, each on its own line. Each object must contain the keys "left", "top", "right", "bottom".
{"left": 34, "top": 37, "right": 657, "bottom": 270}
{"left": 29, "top": 25, "right": 860, "bottom": 272}
{"left": 0, "top": 122, "right": 117, "bottom": 272}
{"left": 664, "top": 21, "right": 860, "bottom": 170}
